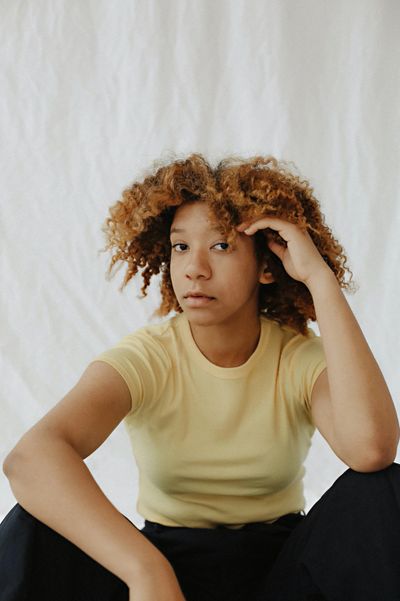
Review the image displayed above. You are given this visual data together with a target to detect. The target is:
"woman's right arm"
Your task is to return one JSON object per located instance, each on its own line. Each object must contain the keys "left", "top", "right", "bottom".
{"left": 2, "top": 361, "right": 185, "bottom": 598}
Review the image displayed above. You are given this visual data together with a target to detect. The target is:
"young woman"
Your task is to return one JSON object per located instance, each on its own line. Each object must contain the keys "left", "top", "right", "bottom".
{"left": 1, "top": 153, "right": 399, "bottom": 601}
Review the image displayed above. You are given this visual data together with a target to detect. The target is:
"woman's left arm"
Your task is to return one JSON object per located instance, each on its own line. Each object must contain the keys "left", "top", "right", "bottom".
{"left": 238, "top": 217, "right": 400, "bottom": 472}
{"left": 307, "top": 270, "right": 399, "bottom": 471}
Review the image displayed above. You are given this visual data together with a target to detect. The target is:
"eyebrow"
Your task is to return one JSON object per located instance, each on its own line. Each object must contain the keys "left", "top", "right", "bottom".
{"left": 170, "top": 226, "right": 222, "bottom": 235}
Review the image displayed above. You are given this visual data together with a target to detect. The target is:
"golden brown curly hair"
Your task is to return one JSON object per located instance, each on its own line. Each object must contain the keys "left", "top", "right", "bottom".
{"left": 99, "top": 152, "right": 356, "bottom": 336}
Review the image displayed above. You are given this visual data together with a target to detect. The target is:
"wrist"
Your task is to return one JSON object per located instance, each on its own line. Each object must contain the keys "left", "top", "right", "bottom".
{"left": 127, "top": 557, "right": 184, "bottom": 597}
{"left": 127, "top": 551, "right": 173, "bottom": 584}
{"left": 304, "top": 266, "right": 338, "bottom": 294}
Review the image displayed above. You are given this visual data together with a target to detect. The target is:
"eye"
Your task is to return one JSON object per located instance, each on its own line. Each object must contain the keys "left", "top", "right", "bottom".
{"left": 214, "top": 242, "right": 230, "bottom": 251}
{"left": 171, "top": 242, "right": 230, "bottom": 253}
{"left": 171, "top": 243, "right": 188, "bottom": 252}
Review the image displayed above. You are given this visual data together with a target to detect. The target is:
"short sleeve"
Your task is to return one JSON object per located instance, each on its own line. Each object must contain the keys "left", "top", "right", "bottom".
{"left": 281, "top": 330, "right": 327, "bottom": 417}
{"left": 89, "top": 329, "right": 171, "bottom": 418}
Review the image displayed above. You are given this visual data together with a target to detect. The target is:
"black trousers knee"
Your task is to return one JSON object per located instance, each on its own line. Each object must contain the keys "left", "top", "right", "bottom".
{"left": 263, "top": 462, "right": 400, "bottom": 601}
{"left": 1, "top": 463, "right": 400, "bottom": 601}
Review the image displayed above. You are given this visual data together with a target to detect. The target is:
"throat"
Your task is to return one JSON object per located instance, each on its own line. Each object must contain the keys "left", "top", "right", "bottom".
{"left": 186, "top": 315, "right": 262, "bottom": 368}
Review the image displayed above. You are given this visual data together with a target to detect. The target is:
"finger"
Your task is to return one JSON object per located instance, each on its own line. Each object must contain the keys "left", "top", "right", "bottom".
{"left": 268, "top": 239, "right": 285, "bottom": 260}
{"left": 238, "top": 217, "right": 293, "bottom": 236}
{"left": 236, "top": 217, "right": 278, "bottom": 232}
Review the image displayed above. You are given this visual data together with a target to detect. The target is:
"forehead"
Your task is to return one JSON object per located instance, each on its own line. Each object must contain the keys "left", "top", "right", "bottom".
{"left": 170, "top": 201, "right": 221, "bottom": 234}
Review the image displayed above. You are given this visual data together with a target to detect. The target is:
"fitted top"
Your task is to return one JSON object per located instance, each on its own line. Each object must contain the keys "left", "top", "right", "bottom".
{"left": 90, "top": 312, "right": 327, "bottom": 528}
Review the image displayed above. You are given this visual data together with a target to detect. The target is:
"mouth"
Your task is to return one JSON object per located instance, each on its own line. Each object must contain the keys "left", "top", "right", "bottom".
{"left": 184, "top": 294, "right": 215, "bottom": 299}
{"left": 184, "top": 295, "right": 216, "bottom": 306}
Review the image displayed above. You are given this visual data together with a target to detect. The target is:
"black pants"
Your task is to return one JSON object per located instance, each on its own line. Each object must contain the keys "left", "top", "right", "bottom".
{"left": 1, "top": 463, "right": 400, "bottom": 601}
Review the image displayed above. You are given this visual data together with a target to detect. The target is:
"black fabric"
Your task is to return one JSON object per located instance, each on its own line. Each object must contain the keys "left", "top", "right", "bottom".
{"left": 0, "top": 502, "right": 128, "bottom": 601}
{"left": 263, "top": 462, "right": 400, "bottom": 601}
{"left": 1, "top": 463, "right": 400, "bottom": 601}
{"left": 138, "top": 512, "right": 305, "bottom": 600}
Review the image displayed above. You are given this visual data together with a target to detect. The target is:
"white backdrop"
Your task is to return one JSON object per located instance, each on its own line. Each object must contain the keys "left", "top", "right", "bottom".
{"left": 1, "top": 0, "right": 399, "bottom": 525}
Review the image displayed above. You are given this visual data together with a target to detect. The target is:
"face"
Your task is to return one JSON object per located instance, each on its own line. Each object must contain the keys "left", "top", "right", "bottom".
{"left": 169, "top": 201, "right": 273, "bottom": 327}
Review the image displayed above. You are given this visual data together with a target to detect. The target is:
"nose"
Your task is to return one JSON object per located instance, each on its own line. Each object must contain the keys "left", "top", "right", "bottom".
{"left": 184, "top": 250, "right": 212, "bottom": 280}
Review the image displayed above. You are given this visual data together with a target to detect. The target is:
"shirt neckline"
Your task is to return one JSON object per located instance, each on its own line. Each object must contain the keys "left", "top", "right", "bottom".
{"left": 177, "top": 312, "right": 270, "bottom": 379}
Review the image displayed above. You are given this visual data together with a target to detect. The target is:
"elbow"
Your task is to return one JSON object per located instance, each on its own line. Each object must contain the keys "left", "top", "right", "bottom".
{"left": 3, "top": 450, "right": 21, "bottom": 478}
{"left": 343, "top": 420, "right": 400, "bottom": 473}
{"left": 347, "top": 443, "right": 398, "bottom": 473}
{"left": 3, "top": 445, "right": 30, "bottom": 479}
{"left": 3, "top": 432, "right": 48, "bottom": 478}
{"left": 3, "top": 432, "right": 34, "bottom": 477}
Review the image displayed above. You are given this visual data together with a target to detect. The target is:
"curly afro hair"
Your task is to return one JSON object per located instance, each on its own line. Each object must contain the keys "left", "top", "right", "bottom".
{"left": 99, "top": 152, "right": 356, "bottom": 336}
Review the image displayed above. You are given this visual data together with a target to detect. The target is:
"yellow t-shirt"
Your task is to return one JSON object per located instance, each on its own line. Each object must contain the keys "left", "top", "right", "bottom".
{"left": 90, "top": 312, "right": 327, "bottom": 529}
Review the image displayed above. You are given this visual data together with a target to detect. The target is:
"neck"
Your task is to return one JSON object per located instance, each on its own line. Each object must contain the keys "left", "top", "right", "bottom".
{"left": 186, "top": 312, "right": 261, "bottom": 368}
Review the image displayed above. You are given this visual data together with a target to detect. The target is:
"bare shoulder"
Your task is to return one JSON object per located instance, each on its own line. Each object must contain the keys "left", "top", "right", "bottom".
{"left": 6, "top": 361, "right": 132, "bottom": 461}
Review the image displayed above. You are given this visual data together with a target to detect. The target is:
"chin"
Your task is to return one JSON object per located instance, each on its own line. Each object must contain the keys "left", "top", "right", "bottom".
{"left": 181, "top": 309, "right": 221, "bottom": 326}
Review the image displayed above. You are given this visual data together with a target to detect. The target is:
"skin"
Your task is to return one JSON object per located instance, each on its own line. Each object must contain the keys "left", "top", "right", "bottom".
{"left": 169, "top": 200, "right": 274, "bottom": 367}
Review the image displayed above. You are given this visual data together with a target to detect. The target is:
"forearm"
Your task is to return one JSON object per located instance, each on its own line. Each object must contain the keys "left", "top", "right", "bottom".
{"left": 3, "top": 437, "right": 171, "bottom": 586}
{"left": 307, "top": 270, "right": 399, "bottom": 458}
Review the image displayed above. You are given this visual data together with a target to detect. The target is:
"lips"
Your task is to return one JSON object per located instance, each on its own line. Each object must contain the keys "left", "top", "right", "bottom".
{"left": 184, "top": 295, "right": 215, "bottom": 307}
{"left": 184, "top": 292, "right": 215, "bottom": 299}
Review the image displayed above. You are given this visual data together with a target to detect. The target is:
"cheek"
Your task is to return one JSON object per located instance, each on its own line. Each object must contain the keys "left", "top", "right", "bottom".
{"left": 169, "top": 261, "right": 181, "bottom": 293}
{"left": 224, "top": 262, "right": 259, "bottom": 292}
{"left": 169, "top": 264, "right": 177, "bottom": 285}
{"left": 234, "top": 254, "right": 259, "bottom": 278}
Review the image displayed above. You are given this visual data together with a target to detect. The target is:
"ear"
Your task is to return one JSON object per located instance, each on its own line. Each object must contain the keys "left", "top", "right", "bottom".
{"left": 258, "top": 260, "right": 275, "bottom": 284}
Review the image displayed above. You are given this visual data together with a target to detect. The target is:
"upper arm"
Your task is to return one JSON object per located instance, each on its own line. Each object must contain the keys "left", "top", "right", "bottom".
{"left": 309, "top": 367, "right": 365, "bottom": 466}
{"left": 309, "top": 367, "right": 335, "bottom": 443}
{"left": 310, "top": 367, "right": 399, "bottom": 471}
{"left": 6, "top": 361, "right": 133, "bottom": 462}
